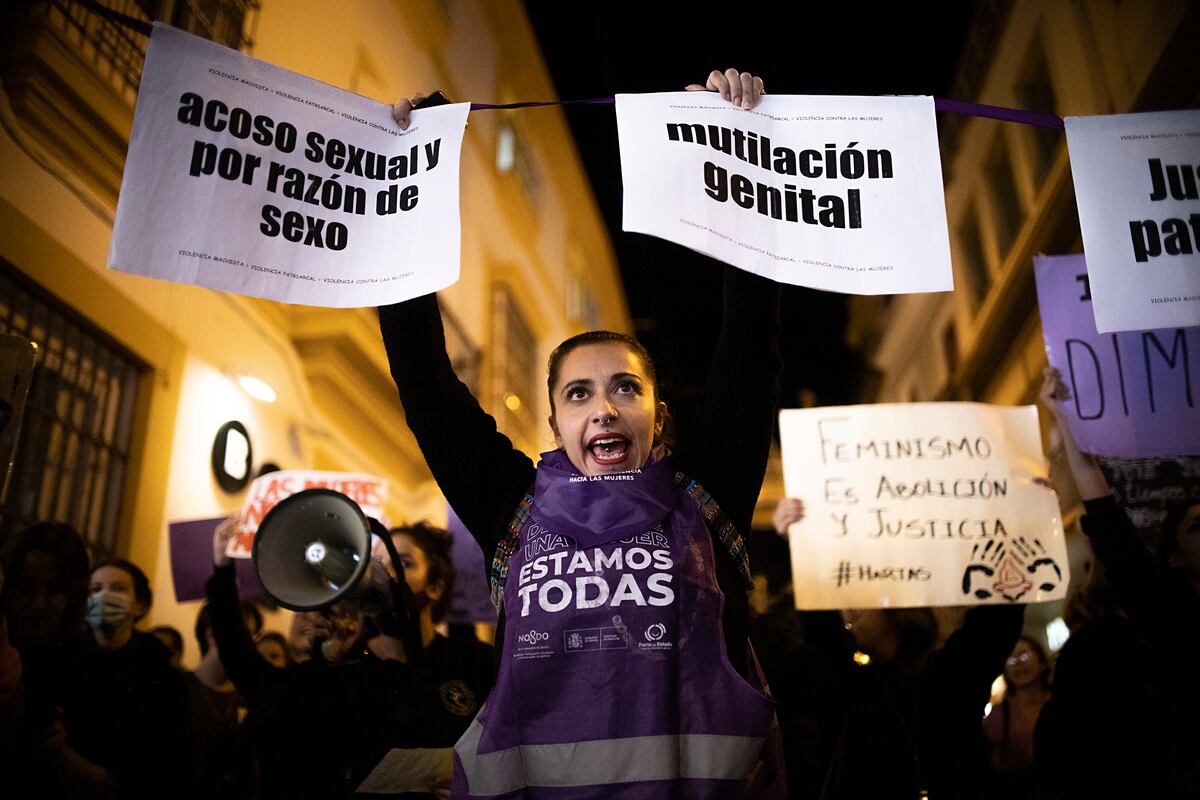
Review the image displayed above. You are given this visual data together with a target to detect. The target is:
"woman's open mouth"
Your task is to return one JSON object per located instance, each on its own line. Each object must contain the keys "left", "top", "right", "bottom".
{"left": 588, "top": 434, "right": 630, "bottom": 466}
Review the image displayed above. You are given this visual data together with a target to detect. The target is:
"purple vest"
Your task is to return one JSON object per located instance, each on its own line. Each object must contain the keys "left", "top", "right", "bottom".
{"left": 453, "top": 451, "right": 775, "bottom": 798}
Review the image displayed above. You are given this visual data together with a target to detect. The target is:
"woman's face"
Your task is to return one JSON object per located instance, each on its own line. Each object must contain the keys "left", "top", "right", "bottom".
{"left": 3, "top": 550, "right": 70, "bottom": 646}
{"left": 550, "top": 342, "right": 664, "bottom": 476}
{"left": 372, "top": 534, "right": 443, "bottom": 605}
{"left": 89, "top": 565, "right": 144, "bottom": 620}
{"left": 1004, "top": 639, "right": 1044, "bottom": 689}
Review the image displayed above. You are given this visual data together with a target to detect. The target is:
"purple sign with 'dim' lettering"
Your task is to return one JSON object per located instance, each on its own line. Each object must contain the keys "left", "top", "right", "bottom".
{"left": 1034, "top": 254, "right": 1200, "bottom": 457}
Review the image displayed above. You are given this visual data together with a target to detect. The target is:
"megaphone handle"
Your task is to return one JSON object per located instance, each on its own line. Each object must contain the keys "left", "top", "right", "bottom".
{"left": 375, "top": 524, "right": 430, "bottom": 678}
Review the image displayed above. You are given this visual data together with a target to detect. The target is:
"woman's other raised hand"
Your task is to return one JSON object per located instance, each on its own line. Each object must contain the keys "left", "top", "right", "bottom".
{"left": 686, "top": 68, "right": 765, "bottom": 110}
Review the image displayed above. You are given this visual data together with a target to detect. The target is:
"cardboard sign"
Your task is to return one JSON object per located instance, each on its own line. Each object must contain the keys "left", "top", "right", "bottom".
{"left": 168, "top": 517, "right": 261, "bottom": 601}
{"left": 227, "top": 469, "right": 387, "bottom": 559}
{"left": 1065, "top": 110, "right": 1200, "bottom": 332}
{"left": 615, "top": 92, "right": 952, "bottom": 295}
{"left": 1034, "top": 254, "right": 1200, "bottom": 457}
{"left": 111, "top": 23, "right": 469, "bottom": 307}
{"left": 1098, "top": 456, "right": 1200, "bottom": 535}
{"left": 779, "top": 403, "right": 1068, "bottom": 609}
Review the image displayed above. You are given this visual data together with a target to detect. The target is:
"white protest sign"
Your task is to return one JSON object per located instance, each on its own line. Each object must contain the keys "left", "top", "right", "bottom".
{"left": 226, "top": 469, "right": 387, "bottom": 559}
{"left": 111, "top": 24, "right": 469, "bottom": 308}
{"left": 1065, "top": 110, "right": 1200, "bottom": 333}
{"left": 779, "top": 403, "right": 1067, "bottom": 609}
{"left": 615, "top": 92, "right": 952, "bottom": 295}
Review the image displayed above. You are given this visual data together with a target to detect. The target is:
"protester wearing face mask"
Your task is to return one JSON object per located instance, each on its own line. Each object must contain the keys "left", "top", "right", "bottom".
{"left": 72, "top": 558, "right": 190, "bottom": 798}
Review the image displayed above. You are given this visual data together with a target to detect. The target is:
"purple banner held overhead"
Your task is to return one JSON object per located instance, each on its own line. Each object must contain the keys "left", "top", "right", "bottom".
{"left": 169, "top": 517, "right": 261, "bottom": 603}
{"left": 1034, "top": 254, "right": 1200, "bottom": 458}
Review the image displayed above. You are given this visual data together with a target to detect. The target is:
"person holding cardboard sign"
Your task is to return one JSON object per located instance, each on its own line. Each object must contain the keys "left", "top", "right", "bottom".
{"left": 1039, "top": 366, "right": 1200, "bottom": 796}
{"left": 382, "top": 70, "right": 783, "bottom": 800}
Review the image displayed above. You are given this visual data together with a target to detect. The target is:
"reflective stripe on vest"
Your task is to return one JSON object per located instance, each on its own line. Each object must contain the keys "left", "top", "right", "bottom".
{"left": 455, "top": 711, "right": 766, "bottom": 795}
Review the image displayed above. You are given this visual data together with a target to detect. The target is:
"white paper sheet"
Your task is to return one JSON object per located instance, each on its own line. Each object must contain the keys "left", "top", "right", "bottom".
{"left": 111, "top": 24, "right": 468, "bottom": 307}
{"left": 616, "top": 92, "right": 952, "bottom": 295}
{"left": 1065, "top": 110, "right": 1200, "bottom": 332}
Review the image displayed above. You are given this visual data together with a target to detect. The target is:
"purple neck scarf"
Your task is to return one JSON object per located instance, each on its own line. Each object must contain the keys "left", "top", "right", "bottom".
{"left": 531, "top": 450, "right": 678, "bottom": 549}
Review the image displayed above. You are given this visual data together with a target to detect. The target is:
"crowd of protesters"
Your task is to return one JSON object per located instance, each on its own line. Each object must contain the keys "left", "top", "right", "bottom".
{"left": 3, "top": 63, "right": 1198, "bottom": 798}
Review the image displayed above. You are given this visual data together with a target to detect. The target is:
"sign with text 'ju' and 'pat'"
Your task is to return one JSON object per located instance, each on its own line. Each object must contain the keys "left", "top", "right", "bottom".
{"left": 779, "top": 403, "right": 1068, "bottom": 610}
{"left": 110, "top": 23, "right": 469, "bottom": 307}
{"left": 615, "top": 92, "right": 952, "bottom": 295}
{"left": 1035, "top": 254, "right": 1200, "bottom": 458}
{"left": 1065, "top": 109, "right": 1200, "bottom": 333}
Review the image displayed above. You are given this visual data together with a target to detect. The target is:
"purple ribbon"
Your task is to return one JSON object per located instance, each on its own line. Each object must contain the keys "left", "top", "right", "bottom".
{"left": 78, "top": 1, "right": 1067, "bottom": 130}
{"left": 933, "top": 97, "right": 1064, "bottom": 130}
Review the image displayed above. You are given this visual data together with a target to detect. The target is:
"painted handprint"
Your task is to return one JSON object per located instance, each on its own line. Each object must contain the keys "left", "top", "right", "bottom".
{"left": 962, "top": 536, "right": 1061, "bottom": 602}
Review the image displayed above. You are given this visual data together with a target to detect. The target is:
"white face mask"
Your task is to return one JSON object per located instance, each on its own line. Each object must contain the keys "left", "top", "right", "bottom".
{"left": 85, "top": 589, "right": 133, "bottom": 632}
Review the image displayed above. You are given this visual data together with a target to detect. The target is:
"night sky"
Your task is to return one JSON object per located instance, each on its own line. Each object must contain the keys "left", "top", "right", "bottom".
{"left": 524, "top": 3, "right": 979, "bottom": 433}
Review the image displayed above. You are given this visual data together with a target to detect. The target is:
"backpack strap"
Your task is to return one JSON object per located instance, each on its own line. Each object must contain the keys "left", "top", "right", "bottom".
{"left": 674, "top": 471, "right": 755, "bottom": 591}
{"left": 488, "top": 472, "right": 754, "bottom": 610}
{"left": 489, "top": 487, "right": 534, "bottom": 611}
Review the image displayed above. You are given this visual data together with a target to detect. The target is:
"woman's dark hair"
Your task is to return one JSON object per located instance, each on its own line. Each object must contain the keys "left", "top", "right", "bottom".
{"left": 0, "top": 521, "right": 91, "bottom": 641}
{"left": 256, "top": 630, "right": 294, "bottom": 667}
{"left": 545, "top": 330, "right": 673, "bottom": 447}
{"left": 392, "top": 523, "right": 456, "bottom": 623}
{"left": 194, "top": 599, "right": 263, "bottom": 656}
{"left": 150, "top": 625, "right": 184, "bottom": 658}
{"left": 91, "top": 558, "right": 153, "bottom": 622}
{"left": 889, "top": 607, "right": 939, "bottom": 662}
{"left": 1157, "top": 502, "right": 1198, "bottom": 570}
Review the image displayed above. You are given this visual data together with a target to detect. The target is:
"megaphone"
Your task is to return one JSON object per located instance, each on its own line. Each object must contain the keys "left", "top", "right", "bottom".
{"left": 252, "top": 488, "right": 375, "bottom": 611}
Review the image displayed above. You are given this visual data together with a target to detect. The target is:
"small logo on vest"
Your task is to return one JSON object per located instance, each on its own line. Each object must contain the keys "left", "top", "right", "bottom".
{"left": 644, "top": 623, "right": 666, "bottom": 642}
{"left": 518, "top": 630, "right": 550, "bottom": 645}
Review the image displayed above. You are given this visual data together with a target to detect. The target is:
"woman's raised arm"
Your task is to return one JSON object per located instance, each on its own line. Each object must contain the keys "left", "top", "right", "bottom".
{"left": 378, "top": 295, "right": 535, "bottom": 557}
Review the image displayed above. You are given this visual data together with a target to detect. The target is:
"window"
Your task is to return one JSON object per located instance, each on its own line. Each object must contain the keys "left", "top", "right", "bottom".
{"left": 496, "top": 114, "right": 542, "bottom": 208}
{"left": 0, "top": 262, "right": 145, "bottom": 554}
{"left": 985, "top": 138, "right": 1024, "bottom": 262}
{"left": 490, "top": 284, "right": 537, "bottom": 451}
{"left": 440, "top": 303, "right": 481, "bottom": 397}
{"left": 135, "top": 0, "right": 259, "bottom": 49}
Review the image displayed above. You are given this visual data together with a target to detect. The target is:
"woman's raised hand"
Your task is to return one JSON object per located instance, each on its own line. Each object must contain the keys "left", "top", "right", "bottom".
{"left": 213, "top": 516, "right": 238, "bottom": 568}
{"left": 1040, "top": 366, "right": 1071, "bottom": 420}
{"left": 773, "top": 497, "right": 806, "bottom": 537}
{"left": 391, "top": 94, "right": 430, "bottom": 131}
{"left": 686, "top": 69, "right": 766, "bottom": 110}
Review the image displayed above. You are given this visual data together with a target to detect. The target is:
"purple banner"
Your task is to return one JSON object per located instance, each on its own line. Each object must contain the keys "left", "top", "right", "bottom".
{"left": 168, "top": 517, "right": 261, "bottom": 602}
{"left": 444, "top": 505, "right": 497, "bottom": 625}
{"left": 1034, "top": 254, "right": 1200, "bottom": 457}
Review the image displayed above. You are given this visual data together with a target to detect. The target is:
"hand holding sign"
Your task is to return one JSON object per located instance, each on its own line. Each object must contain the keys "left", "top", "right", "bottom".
{"left": 685, "top": 69, "right": 766, "bottom": 110}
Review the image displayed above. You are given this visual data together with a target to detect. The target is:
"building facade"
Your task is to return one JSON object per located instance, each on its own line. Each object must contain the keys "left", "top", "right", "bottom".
{"left": 845, "top": 0, "right": 1197, "bottom": 637}
{"left": 0, "top": 0, "right": 629, "bottom": 665}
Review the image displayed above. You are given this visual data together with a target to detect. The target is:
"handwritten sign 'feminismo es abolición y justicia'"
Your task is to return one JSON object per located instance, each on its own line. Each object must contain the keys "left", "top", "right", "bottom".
{"left": 779, "top": 403, "right": 1069, "bottom": 610}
